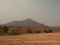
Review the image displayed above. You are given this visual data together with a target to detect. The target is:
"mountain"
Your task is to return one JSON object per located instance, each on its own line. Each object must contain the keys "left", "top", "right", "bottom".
{"left": 3, "top": 19, "right": 44, "bottom": 26}
{"left": 2, "top": 19, "right": 60, "bottom": 34}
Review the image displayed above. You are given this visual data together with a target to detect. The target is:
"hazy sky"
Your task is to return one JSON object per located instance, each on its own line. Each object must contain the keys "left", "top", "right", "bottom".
{"left": 0, "top": 0, "right": 60, "bottom": 26}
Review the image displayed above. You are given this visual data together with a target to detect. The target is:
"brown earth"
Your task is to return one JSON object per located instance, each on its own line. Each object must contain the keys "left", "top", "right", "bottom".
{"left": 0, "top": 33, "right": 60, "bottom": 45}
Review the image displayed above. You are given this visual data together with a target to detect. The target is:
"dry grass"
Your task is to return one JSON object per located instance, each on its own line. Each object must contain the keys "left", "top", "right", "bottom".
{"left": 0, "top": 33, "right": 60, "bottom": 45}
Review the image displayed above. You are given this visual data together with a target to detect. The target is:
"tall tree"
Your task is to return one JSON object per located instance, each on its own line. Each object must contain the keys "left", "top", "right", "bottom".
{"left": 3, "top": 26, "right": 8, "bottom": 33}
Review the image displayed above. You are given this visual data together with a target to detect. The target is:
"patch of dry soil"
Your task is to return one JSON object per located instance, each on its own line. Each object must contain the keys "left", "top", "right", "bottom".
{"left": 0, "top": 33, "right": 60, "bottom": 45}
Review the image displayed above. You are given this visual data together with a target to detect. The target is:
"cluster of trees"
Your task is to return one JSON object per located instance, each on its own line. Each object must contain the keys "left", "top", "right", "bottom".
{"left": 0, "top": 25, "right": 8, "bottom": 35}
{"left": 0, "top": 25, "right": 20, "bottom": 35}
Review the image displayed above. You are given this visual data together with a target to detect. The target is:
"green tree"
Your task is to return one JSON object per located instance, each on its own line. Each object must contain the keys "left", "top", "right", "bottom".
{"left": 3, "top": 26, "right": 8, "bottom": 33}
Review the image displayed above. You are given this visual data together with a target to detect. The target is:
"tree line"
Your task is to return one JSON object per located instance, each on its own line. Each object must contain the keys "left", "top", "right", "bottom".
{"left": 0, "top": 25, "right": 53, "bottom": 35}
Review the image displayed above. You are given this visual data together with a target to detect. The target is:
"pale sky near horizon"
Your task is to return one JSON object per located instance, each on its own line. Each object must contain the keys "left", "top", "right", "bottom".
{"left": 0, "top": 0, "right": 60, "bottom": 26}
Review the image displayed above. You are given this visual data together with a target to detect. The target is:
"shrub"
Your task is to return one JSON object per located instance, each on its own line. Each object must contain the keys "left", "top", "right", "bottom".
{"left": 27, "top": 29, "right": 32, "bottom": 33}
{"left": 44, "top": 29, "right": 48, "bottom": 33}
{"left": 0, "top": 25, "right": 5, "bottom": 35}
{"left": 36, "top": 30, "right": 42, "bottom": 33}
{"left": 44, "top": 29, "right": 53, "bottom": 33}
{"left": 8, "top": 29, "right": 20, "bottom": 35}
{"left": 0, "top": 25, "right": 3, "bottom": 29}
{"left": 48, "top": 29, "right": 53, "bottom": 33}
{"left": 17, "top": 26, "right": 22, "bottom": 28}
{"left": 3, "top": 26, "right": 8, "bottom": 33}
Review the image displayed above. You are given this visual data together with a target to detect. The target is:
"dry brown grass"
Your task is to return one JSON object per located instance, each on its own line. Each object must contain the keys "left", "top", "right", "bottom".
{"left": 0, "top": 33, "right": 60, "bottom": 45}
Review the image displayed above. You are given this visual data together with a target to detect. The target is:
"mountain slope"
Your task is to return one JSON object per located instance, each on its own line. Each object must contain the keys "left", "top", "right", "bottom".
{"left": 3, "top": 19, "right": 44, "bottom": 26}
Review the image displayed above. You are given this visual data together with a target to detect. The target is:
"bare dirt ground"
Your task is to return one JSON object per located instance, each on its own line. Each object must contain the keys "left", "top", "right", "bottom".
{"left": 0, "top": 33, "right": 60, "bottom": 45}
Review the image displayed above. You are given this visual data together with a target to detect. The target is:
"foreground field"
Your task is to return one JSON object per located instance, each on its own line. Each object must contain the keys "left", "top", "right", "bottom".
{"left": 0, "top": 33, "right": 60, "bottom": 45}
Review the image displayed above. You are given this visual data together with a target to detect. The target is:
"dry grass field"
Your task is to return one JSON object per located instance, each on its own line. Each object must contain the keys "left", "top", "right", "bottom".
{"left": 0, "top": 33, "right": 60, "bottom": 45}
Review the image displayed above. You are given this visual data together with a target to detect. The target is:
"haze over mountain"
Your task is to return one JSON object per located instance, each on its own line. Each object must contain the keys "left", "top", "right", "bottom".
{"left": 3, "top": 19, "right": 44, "bottom": 26}
{"left": 0, "top": 0, "right": 60, "bottom": 26}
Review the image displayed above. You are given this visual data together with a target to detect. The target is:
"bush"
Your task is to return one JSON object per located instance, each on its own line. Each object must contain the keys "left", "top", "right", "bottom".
{"left": 0, "top": 25, "right": 3, "bottom": 29}
{"left": 27, "top": 29, "right": 32, "bottom": 33}
{"left": 36, "top": 30, "right": 42, "bottom": 33}
{"left": 0, "top": 25, "right": 5, "bottom": 35}
{"left": 0, "top": 25, "right": 3, "bottom": 33}
{"left": 44, "top": 29, "right": 48, "bottom": 33}
{"left": 3, "top": 26, "right": 8, "bottom": 33}
{"left": 48, "top": 29, "right": 53, "bottom": 33}
{"left": 44, "top": 29, "right": 53, "bottom": 33}
{"left": 17, "top": 26, "right": 22, "bottom": 28}
{"left": 8, "top": 29, "right": 20, "bottom": 35}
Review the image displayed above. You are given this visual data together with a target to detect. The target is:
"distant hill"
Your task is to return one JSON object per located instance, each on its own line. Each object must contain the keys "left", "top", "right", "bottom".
{"left": 2, "top": 19, "right": 60, "bottom": 34}
{"left": 3, "top": 19, "right": 44, "bottom": 26}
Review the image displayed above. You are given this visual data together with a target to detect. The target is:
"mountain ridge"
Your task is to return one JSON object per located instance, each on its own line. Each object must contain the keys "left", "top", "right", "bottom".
{"left": 3, "top": 19, "right": 44, "bottom": 26}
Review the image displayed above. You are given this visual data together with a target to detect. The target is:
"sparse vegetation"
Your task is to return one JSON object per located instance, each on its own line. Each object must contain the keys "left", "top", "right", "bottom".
{"left": 44, "top": 29, "right": 48, "bottom": 33}
{"left": 48, "top": 29, "right": 53, "bottom": 33}
{"left": 17, "top": 26, "right": 22, "bottom": 28}
{"left": 0, "top": 25, "right": 3, "bottom": 29}
{"left": 3, "top": 26, "right": 8, "bottom": 33}
{"left": 27, "top": 29, "right": 32, "bottom": 33}
{"left": 36, "top": 30, "right": 42, "bottom": 33}
{"left": 44, "top": 29, "right": 53, "bottom": 33}
{"left": 8, "top": 29, "right": 20, "bottom": 35}
{"left": 0, "top": 25, "right": 3, "bottom": 33}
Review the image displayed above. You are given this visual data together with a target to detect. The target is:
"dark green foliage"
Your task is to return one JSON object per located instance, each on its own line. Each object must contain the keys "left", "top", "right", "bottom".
{"left": 3, "top": 26, "right": 8, "bottom": 33}
{"left": 27, "top": 29, "right": 32, "bottom": 33}
{"left": 36, "top": 30, "right": 42, "bottom": 33}
{"left": 8, "top": 29, "right": 20, "bottom": 35}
